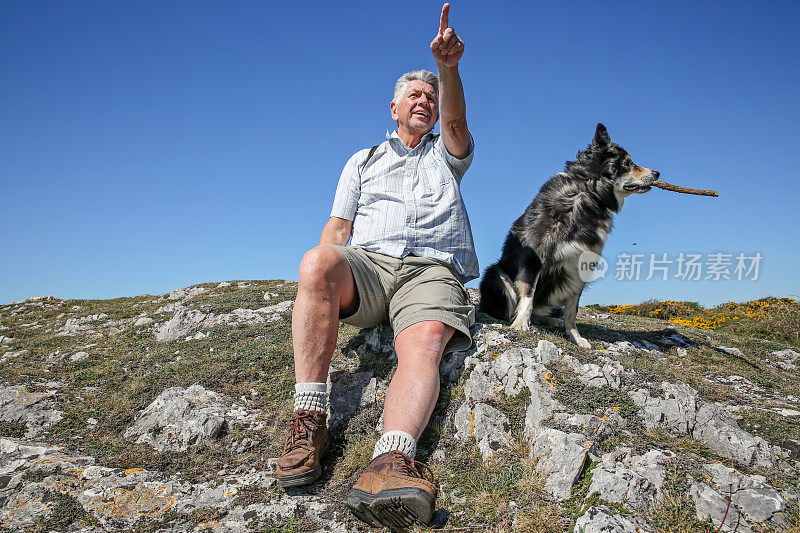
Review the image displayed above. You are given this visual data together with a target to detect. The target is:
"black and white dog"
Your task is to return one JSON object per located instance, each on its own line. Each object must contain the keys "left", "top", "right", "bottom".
{"left": 479, "top": 124, "right": 659, "bottom": 348}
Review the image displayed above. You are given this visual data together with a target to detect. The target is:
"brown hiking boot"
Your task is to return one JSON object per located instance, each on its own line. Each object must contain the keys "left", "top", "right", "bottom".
{"left": 345, "top": 450, "right": 437, "bottom": 529}
{"left": 276, "top": 410, "right": 329, "bottom": 487}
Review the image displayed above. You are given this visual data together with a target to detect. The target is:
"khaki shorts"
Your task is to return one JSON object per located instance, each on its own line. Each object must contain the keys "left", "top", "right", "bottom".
{"left": 327, "top": 245, "right": 475, "bottom": 355}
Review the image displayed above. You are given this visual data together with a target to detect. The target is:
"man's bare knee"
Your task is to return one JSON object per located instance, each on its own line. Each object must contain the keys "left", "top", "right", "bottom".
{"left": 298, "top": 246, "right": 356, "bottom": 308}
{"left": 396, "top": 321, "right": 454, "bottom": 362}
{"left": 299, "top": 246, "right": 347, "bottom": 286}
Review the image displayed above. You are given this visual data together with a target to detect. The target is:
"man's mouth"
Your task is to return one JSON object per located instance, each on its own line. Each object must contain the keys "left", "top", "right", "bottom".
{"left": 412, "top": 110, "right": 430, "bottom": 119}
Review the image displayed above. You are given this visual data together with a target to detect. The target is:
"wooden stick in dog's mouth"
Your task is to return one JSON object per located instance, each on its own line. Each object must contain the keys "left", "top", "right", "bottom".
{"left": 651, "top": 181, "right": 719, "bottom": 197}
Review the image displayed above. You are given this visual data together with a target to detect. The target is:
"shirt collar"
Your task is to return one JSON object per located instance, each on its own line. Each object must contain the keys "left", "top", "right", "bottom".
{"left": 386, "top": 130, "right": 436, "bottom": 150}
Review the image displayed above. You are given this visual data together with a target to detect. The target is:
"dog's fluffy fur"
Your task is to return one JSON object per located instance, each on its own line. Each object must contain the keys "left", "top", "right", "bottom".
{"left": 478, "top": 124, "right": 659, "bottom": 348}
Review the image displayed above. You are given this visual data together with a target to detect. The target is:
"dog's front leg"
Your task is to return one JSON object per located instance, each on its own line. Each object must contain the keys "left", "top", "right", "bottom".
{"left": 564, "top": 291, "right": 591, "bottom": 349}
{"left": 510, "top": 276, "right": 538, "bottom": 331}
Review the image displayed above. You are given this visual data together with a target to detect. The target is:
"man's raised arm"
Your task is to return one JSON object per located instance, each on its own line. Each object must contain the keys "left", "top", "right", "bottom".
{"left": 319, "top": 216, "right": 353, "bottom": 246}
{"left": 430, "top": 3, "right": 470, "bottom": 159}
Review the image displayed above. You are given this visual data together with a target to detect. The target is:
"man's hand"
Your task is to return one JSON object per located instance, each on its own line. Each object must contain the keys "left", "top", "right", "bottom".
{"left": 430, "top": 3, "right": 464, "bottom": 68}
{"left": 430, "top": 3, "right": 469, "bottom": 158}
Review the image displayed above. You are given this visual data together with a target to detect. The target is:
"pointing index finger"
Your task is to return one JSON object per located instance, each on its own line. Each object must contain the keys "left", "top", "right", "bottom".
{"left": 439, "top": 3, "right": 449, "bottom": 34}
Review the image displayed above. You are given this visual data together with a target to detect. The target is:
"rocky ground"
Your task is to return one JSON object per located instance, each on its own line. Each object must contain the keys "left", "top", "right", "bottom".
{"left": 0, "top": 281, "right": 798, "bottom": 532}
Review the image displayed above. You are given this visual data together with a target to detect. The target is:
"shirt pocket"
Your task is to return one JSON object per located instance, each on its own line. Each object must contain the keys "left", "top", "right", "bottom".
{"left": 420, "top": 158, "right": 450, "bottom": 190}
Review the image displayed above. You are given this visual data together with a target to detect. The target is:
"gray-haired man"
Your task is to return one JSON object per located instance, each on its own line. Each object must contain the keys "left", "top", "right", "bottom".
{"left": 277, "top": 3, "right": 476, "bottom": 528}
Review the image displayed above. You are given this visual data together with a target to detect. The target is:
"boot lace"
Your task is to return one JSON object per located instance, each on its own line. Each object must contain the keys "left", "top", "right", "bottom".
{"left": 283, "top": 410, "right": 314, "bottom": 453}
{"left": 385, "top": 450, "right": 436, "bottom": 484}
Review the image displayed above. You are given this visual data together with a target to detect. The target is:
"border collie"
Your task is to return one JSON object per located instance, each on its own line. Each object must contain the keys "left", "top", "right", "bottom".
{"left": 478, "top": 123, "right": 659, "bottom": 348}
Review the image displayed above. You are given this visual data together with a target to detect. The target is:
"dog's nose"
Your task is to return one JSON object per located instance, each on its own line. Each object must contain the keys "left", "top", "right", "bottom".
{"left": 652, "top": 171, "right": 660, "bottom": 179}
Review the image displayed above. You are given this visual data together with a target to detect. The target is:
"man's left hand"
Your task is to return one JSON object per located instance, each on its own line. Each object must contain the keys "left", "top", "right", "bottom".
{"left": 430, "top": 3, "right": 464, "bottom": 68}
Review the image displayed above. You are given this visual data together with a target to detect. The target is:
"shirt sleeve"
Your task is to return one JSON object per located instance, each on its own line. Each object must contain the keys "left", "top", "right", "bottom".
{"left": 435, "top": 131, "right": 475, "bottom": 183}
{"left": 330, "top": 151, "right": 364, "bottom": 221}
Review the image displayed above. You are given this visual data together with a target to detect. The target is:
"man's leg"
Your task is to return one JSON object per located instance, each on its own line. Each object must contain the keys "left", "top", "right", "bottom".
{"left": 277, "top": 245, "right": 356, "bottom": 487}
{"left": 345, "top": 320, "right": 453, "bottom": 528}
{"left": 376, "top": 321, "right": 454, "bottom": 455}
{"left": 292, "top": 245, "right": 357, "bottom": 383}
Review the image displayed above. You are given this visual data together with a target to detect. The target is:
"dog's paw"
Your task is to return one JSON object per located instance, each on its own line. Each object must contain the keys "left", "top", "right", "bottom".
{"left": 574, "top": 337, "right": 592, "bottom": 349}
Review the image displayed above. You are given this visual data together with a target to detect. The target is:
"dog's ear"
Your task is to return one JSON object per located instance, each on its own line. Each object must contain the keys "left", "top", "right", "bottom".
{"left": 593, "top": 123, "right": 610, "bottom": 147}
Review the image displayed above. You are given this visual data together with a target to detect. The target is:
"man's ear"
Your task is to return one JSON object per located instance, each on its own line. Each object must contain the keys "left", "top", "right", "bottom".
{"left": 390, "top": 100, "right": 399, "bottom": 122}
{"left": 593, "top": 123, "right": 610, "bottom": 147}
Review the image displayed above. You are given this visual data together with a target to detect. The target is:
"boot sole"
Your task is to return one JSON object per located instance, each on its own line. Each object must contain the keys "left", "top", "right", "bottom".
{"left": 277, "top": 436, "right": 330, "bottom": 488}
{"left": 345, "top": 487, "right": 434, "bottom": 530}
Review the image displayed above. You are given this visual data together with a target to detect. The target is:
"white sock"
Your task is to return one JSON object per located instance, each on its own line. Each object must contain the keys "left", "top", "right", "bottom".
{"left": 372, "top": 430, "right": 417, "bottom": 459}
{"left": 294, "top": 382, "right": 328, "bottom": 413}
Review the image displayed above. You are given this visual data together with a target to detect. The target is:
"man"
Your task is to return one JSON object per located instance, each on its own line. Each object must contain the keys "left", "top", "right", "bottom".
{"left": 276, "top": 3, "right": 476, "bottom": 528}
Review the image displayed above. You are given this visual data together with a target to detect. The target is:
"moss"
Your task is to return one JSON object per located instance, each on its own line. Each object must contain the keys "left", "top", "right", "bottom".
{"left": 648, "top": 461, "right": 715, "bottom": 532}
{"left": 0, "top": 420, "right": 27, "bottom": 438}
{"left": 27, "top": 491, "right": 90, "bottom": 533}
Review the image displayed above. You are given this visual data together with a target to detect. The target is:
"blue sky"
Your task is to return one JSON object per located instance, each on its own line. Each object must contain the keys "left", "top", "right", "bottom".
{"left": 2, "top": 1, "right": 799, "bottom": 307}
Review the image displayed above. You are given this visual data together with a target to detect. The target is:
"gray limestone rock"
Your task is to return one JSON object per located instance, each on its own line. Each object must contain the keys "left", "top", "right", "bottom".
{"left": 470, "top": 324, "right": 512, "bottom": 359}
{"left": 588, "top": 448, "right": 672, "bottom": 513}
{"left": 439, "top": 348, "right": 470, "bottom": 384}
{"left": 694, "top": 403, "right": 775, "bottom": 468}
{"left": 573, "top": 506, "right": 653, "bottom": 533}
{"left": 536, "top": 339, "right": 561, "bottom": 364}
{"left": 155, "top": 308, "right": 208, "bottom": 342}
{"left": 134, "top": 316, "right": 154, "bottom": 327}
{"left": 155, "top": 302, "right": 293, "bottom": 342}
{"left": 716, "top": 345, "right": 745, "bottom": 358}
{"left": 690, "top": 479, "right": 745, "bottom": 532}
{"left": 769, "top": 348, "right": 799, "bottom": 371}
{"left": 360, "top": 322, "right": 397, "bottom": 357}
{"left": 1, "top": 349, "right": 28, "bottom": 363}
{"left": 530, "top": 427, "right": 592, "bottom": 499}
{"left": 661, "top": 333, "right": 697, "bottom": 347}
{"left": 70, "top": 351, "right": 90, "bottom": 362}
{"left": 522, "top": 363, "right": 564, "bottom": 436}
{"left": 0, "top": 384, "right": 63, "bottom": 437}
{"left": 168, "top": 286, "right": 208, "bottom": 301}
{"left": 463, "top": 361, "right": 497, "bottom": 403}
{"left": 629, "top": 381, "right": 774, "bottom": 467}
{"left": 689, "top": 462, "right": 790, "bottom": 532}
{"left": 328, "top": 370, "right": 375, "bottom": 432}
{"left": 0, "top": 437, "right": 349, "bottom": 532}
{"left": 462, "top": 347, "right": 533, "bottom": 402}
{"left": 561, "top": 354, "right": 623, "bottom": 389}
{"left": 57, "top": 313, "right": 108, "bottom": 336}
{"left": 454, "top": 402, "right": 513, "bottom": 462}
{"left": 629, "top": 382, "right": 698, "bottom": 435}
{"left": 123, "top": 385, "right": 258, "bottom": 451}
{"left": 552, "top": 412, "right": 614, "bottom": 442}
{"left": 638, "top": 339, "right": 661, "bottom": 351}
{"left": 209, "top": 302, "right": 291, "bottom": 327}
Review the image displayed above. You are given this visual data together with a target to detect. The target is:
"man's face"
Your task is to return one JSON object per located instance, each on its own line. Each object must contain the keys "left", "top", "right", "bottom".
{"left": 390, "top": 80, "right": 439, "bottom": 134}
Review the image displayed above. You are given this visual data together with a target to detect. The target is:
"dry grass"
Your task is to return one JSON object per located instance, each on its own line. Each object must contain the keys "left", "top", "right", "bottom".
{"left": 514, "top": 504, "right": 570, "bottom": 533}
{"left": 648, "top": 462, "right": 715, "bottom": 533}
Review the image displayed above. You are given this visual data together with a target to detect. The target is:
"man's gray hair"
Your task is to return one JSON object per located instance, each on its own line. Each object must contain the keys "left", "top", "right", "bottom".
{"left": 392, "top": 70, "right": 439, "bottom": 104}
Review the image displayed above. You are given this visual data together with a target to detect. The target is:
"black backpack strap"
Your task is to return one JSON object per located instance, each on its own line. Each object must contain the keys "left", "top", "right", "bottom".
{"left": 360, "top": 144, "right": 379, "bottom": 175}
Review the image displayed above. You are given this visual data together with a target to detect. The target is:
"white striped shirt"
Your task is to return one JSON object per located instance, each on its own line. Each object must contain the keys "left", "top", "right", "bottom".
{"left": 331, "top": 130, "right": 479, "bottom": 282}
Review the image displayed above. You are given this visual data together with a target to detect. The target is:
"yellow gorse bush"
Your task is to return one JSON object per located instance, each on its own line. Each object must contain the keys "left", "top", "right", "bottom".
{"left": 594, "top": 298, "right": 800, "bottom": 341}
